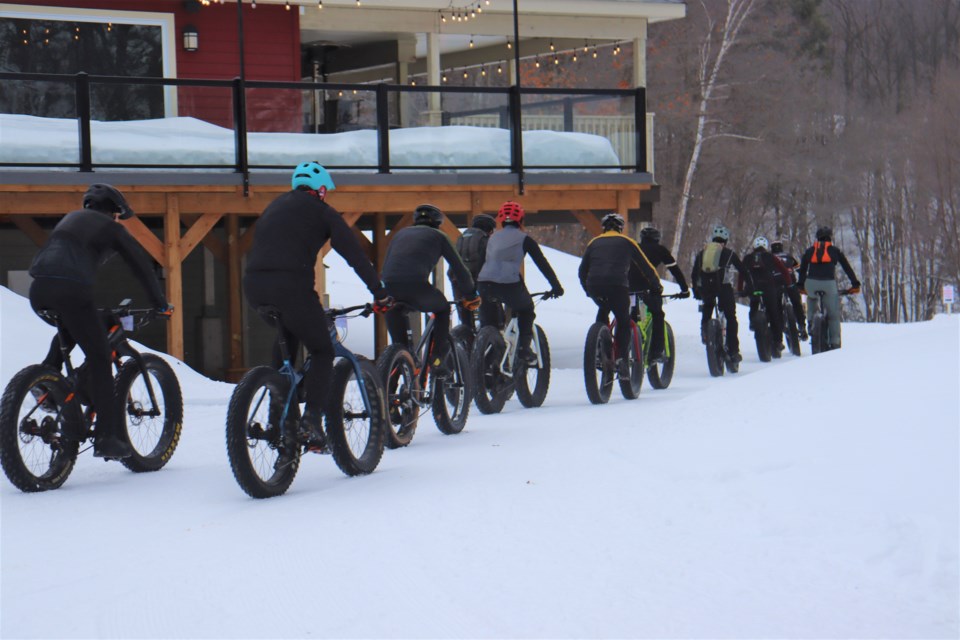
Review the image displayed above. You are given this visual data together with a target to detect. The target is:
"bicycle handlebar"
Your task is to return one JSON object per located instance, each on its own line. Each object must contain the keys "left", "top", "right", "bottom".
{"left": 327, "top": 303, "right": 374, "bottom": 319}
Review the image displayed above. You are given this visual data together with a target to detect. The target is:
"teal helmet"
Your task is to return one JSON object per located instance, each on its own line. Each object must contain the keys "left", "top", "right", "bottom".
{"left": 291, "top": 161, "right": 335, "bottom": 193}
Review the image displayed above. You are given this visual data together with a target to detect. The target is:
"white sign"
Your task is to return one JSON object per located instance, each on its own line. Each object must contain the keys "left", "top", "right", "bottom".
{"left": 944, "top": 285, "right": 955, "bottom": 304}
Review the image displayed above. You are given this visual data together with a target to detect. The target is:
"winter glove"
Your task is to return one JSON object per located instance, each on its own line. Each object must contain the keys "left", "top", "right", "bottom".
{"left": 546, "top": 286, "right": 564, "bottom": 299}
{"left": 678, "top": 289, "right": 691, "bottom": 299}
{"left": 156, "top": 304, "right": 174, "bottom": 318}
{"left": 460, "top": 295, "right": 482, "bottom": 311}
{"left": 373, "top": 294, "right": 395, "bottom": 313}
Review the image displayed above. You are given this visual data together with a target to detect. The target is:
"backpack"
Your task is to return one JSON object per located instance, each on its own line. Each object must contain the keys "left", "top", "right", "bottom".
{"left": 745, "top": 250, "right": 771, "bottom": 284}
{"left": 456, "top": 228, "right": 488, "bottom": 280}
{"left": 701, "top": 242, "right": 724, "bottom": 273}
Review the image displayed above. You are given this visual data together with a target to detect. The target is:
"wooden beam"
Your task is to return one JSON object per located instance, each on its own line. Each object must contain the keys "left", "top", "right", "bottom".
{"left": 120, "top": 217, "right": 166, "bottom": 268}
{"left": 179, "top": 212, "right": 223, "bottom": 260}
{"left": 237, "top": 219, "right": 257, "bottom": 255}
{"left": 572, "top": 210, "right": 603, "bottom": 238}
{"left": 9, "top": 216, "right": 48, "bottom": 248}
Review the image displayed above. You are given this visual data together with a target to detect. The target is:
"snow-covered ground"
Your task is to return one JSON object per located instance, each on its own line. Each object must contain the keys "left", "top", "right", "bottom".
{"left": 1, "top": 247, "right": 958, "bottom": 639}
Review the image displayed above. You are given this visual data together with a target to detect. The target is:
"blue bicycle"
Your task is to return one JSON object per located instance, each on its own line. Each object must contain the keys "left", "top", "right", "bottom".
{"left": 225, "top": 303, "right": 386, "bottom": 498}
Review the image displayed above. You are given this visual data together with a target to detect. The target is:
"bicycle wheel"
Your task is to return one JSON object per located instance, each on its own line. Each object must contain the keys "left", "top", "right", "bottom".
{"left": 450, "top": 324, "right": 475, "bottom": 354}
{"left": 751, "top": 310, "right": 772, "bottom": 362}
{"left": 516, "top": 325, "right": 550, "bottom": 408}
{"left": 433, "top": 338, "right": 472, "bottom": 434}
{"left": 705, "top": 319, "right": 725, "bottom": 377}
{"left": 225, "top": 366, "right": 299, "bottom": 499}
{"left": 0, "top": 365, "right": 81, "bottom": 492}
{"left": 648, "top": 322, "right": 675, "bottom": 389}
{"left": 810, "top": 312, "right": 826, "bottom": 354}
{"left": 583, "top": 322, "right": 614, "bottom": 405}
{"left": 783, "top": 304, "right": 802, "bottom": 357}
{"left": 377, "top": 344, "right": 419, "bottom": 449}
{"left": 619, "top": 322, "right": 643, "bottom": 400}
{"left": 471, "top": 326, "right": 512, "bottom": 415}
{"left": 113, "top": 354, "right": 183, "bottom": 473}
{"left": 326, "top": 358, "right": 385, "bottom": 476}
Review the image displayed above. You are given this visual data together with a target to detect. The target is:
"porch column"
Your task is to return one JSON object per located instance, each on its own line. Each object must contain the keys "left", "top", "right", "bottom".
{"left": 163, "top": 194, "right": 184, "bottom": 360}
{"left": 424, "top": 32, "right": 443, "bottom": 126}
{"left": 632, "top": 20, "right": 648, "bottom": 88}
{"left": 227, "top": 214, "right": 244, "bottom": 382}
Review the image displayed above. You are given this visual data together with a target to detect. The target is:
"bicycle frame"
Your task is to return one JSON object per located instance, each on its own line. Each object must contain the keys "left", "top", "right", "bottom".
{"left": 491, "top": 292, "right": 550, "bottom": 375}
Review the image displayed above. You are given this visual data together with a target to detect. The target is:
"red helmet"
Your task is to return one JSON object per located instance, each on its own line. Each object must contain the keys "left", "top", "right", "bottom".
{"left": 497, "top": 201, "right": 524, "bottom": 225}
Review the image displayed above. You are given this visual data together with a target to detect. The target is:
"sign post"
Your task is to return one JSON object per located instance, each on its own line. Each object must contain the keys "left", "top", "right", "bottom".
{"left": 944, "top": 284, "right": 955, "bottom": 314}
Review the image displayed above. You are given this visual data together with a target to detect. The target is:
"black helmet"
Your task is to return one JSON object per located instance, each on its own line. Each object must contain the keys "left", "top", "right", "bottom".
{"left": 83, "top": 183, "right": 133, "bottom": 219}
{"left": 414, "top": 203, "right": 443, "bottom": 228}
{"left": 601, "top": 212, "right": 625, "bottom": 233}
{"left": 471, "top": 214, "right": 496, "bottom": 233}
{"left": 771, "top": 238, "right": 785, "bottom": 253}
{"left": 816, "top": 226, "right": 832, "bottom": 241}
{"left": 639, "top": 226, "right": 661, "bottom": 243}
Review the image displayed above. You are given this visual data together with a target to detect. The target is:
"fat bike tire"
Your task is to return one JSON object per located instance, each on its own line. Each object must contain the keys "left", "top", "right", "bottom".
{"left": 471, "top": 326, "right": 512, "bottom": 415}
{"left": 647, "top": 322, "right": 676, "bottom": 390}
{"left": 583, "top": 322, "right": 614, "bottom": 405}
{"left": 432, "top": 339, "right": 471, "bottom": 435}
{"left": 114, "top": 354, "right": 183, "bottom": 473}
{"left": 326, "top": 358, "right": 385, "bottom": 476}
{"left": 705, "top": 320, "right": 725, "bottom": 377}
{"left": 377, "top": 344, "right": 419, "bottom": 449}
{"left": 225, "top": 366, "right": 299, "bottom": 499}
{"left": 0, "top": 365, "right": 80, "bottom": 492}
{"left": 516, "top": 325, "right": 550, "bottom": 408}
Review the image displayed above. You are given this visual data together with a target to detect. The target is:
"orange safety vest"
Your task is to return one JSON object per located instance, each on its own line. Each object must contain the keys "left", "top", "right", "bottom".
{"left": 811, "top": 241, "right": 833, "bottom": 264}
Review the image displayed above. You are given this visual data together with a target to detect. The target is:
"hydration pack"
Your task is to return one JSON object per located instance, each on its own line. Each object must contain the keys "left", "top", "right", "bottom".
{"left": 701, "top": 242, "right": 723, "bottom": 273}
{"left": 456, "top": 228, "right": 488, "bottom": 280}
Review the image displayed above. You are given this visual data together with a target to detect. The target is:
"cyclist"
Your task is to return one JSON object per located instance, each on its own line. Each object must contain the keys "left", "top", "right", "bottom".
{"left": 381, "top": 204, "right": 479, "bottom": 374}
{"left": 451, "top": 213, "right": 496, "bottom": 331}
{"left": 244, "top": 162, "right": 392, "bottom": 448}
{"left": 476, "top": 201, "right": 564, "bottom": 366}
{"left": 770, "top": 238, "right": 807, "bottom": 339}
{"left": 637, "top": 226, "right": 691, "bottom": 362}
{"left": 797, "top": 226, "right": 862, "bottom": 350}
{"left": 741, "top": 236, "right": 794, "bottom": 354}
{"left": 28, "top": 183, "right": 169, "bottom": 459}
{"left": 579, "top": 213, "right": 661, "bottom": 378}
{"left": 691, "top": 224, "right": 752, "bottom": 363}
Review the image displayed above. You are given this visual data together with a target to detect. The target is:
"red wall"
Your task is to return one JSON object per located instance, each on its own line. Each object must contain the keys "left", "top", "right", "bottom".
{"left": 17, "top": 1, "right": 302, "bottom": 131}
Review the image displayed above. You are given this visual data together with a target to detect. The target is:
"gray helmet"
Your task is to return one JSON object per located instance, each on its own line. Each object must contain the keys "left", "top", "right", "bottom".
{"left": 711, "top": 224, "right": 730, "bottom": 242}
{"left": 753, "top": 236, "right": 769, "bottom": 250}
{"left": 601, "top": 212, "right": 625, "bottom": 233}
{"left": 83, "top": 183, "right": 133, "bottom": 219}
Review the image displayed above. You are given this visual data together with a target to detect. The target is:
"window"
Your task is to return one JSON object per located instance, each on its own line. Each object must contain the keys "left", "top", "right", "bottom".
{"left": 0, "top": 5, "right": 177, "bottom": 119}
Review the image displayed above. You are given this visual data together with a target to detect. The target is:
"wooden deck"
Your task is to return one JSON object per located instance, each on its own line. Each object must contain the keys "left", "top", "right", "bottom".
{"left": 1, "top": 170, "right": 654, "bottom": 379}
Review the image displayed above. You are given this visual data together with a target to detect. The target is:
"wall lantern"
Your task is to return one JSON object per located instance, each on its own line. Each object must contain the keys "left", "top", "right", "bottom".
{"left": 183, "top": 25, "right": 199, "bottom": 52}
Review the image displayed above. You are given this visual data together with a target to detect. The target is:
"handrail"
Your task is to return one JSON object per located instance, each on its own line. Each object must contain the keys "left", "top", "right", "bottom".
{"left": 0, "top": 71, "right": 648, "bottom": 185}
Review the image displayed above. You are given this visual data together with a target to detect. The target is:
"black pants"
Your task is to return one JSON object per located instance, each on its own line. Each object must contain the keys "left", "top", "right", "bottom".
{"left": 477, "top": 281, "right": 535, "bottom": 349}
{"left": 700, "top": 285, "right": 740, "bottom": 354}
{"left": 384, "top": 281, "right": 451, "bottom": 360}
{"left": 244, "top": 272, "right": 334, "bottom": 415}
{"left": 781, "top": 284, "right": 805, "bottom": 325}
{"left": 750, "top": 282, "right": 783, "bottom": 342}
{"left": 29, "top": 278, "right": 119, "bottom": 439}
{"left": 586, "top": 284, "right": 632, "bottom": 360}
{"left": 637, "top": 290, "right": 665, "bottom": 357}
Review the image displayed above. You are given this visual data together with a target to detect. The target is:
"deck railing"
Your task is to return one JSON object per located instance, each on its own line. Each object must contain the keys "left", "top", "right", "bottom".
{"left": 0, "top": 71, "right": 649, "bottom": 191}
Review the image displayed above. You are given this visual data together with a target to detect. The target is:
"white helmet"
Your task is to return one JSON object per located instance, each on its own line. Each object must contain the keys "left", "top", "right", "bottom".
{"left": 753, "top": 236, "right": 769, "bottom": 250}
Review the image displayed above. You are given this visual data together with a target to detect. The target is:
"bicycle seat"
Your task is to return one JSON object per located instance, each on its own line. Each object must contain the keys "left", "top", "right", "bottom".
{"left": 36, "top": 309, "right": 60, "bottom": 323}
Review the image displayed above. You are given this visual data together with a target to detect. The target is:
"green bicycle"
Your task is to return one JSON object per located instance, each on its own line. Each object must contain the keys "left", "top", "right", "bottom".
{"left": 629, "top": 292, "right": 679, "bottom": 390}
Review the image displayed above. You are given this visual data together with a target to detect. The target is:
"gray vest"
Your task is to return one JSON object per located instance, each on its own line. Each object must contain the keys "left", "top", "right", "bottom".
{"left": 478, "top": 225, "right": 525, "bottom": 284}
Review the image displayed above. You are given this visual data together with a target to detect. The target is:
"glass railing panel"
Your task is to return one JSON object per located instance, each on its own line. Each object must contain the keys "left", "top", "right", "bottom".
{"left": 0, "top": 76, "right": 80, "bottom": 167}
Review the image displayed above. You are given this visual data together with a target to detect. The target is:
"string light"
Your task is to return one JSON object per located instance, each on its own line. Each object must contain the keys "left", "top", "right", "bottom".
{"left": 549, "top": 41, "right": 555, "bottom": 52}
{"left": 251, "top": 0, "right": 256, "bottom": 8}
{"left": 534, "top": 56, "right": 540, "bottom": 69}
{"left": 497, "top": 62, "right": 503, "bottom": 74}
{"left": 356, "top": 0, "right": 361, "bottom": 6}
{"left": 469, "top": 36, "right": 474, "bottom": 48}
{"left": 442, "top": 72, "right": 448, "bottom": 83}
{"left": 572, "top": 52, "right": 578, "bottom": 62}
{"left": 440, "top": 11, "right": 446, "bottom": 23}
{"left": 318, "top": 0, "right": 322, "bottom": 7}
{"left": 506, "top": 38, "right": 512, "bottom": 50}
{"left": 553, "top": 54, "right": 559, "bottom": 65}
{"left": 285, "top": 0, "right": 290, "bottom": 9}
{"left": 480, "top": 65, "right": 486, "bottom": 77}
{"left": 463, "top": 69, "right": 468, "bottom": 79}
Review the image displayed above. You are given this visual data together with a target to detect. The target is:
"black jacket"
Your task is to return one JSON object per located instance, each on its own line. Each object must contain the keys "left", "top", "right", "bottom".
{"left": 579, "top": 231, "right": 661, "bottom": 292}
{"left": 382, "top": 224, "right": 476, "bottom": 298}
{"left": 741, "top": 248, "right": 794, "bottom": 289}
{"left": 246, "top": 190, "right": 384, "bottom": 296}
{"left": 797, "top": 242, "right": 861, "bottom": 288}
{"left": 639, "top": 238, "right": 689, "bottom": 291}
{"left": 29, "top": 208, "right": 166, "bottom": 307}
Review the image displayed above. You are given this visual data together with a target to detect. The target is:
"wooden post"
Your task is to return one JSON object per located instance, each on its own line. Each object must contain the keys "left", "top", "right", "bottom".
{"left": 163, "top": 195, "right": 184, "bottom": 359}
{"left": 374, "top": 212, "right": 388, "bottom": 355}
{"left": 227, "top": 214, "right": 244, "bottom": 381}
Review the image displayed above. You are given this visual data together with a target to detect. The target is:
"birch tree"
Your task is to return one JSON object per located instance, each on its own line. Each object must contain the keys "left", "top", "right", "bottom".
{"left": 669, "top": 0, "right": 759, "bottom": 257}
